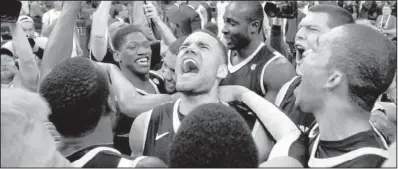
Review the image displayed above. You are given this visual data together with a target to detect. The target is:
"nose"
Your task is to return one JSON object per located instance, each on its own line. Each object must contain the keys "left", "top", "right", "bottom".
{"left": 163, "top": 70, "right": 172, "bottom": 81}
{"left": 222, "top": 25, "right": 229, "bottom": 35}
{"left": 137, "top": 46, "right": 150, "bottom": 55}
{"left": 295, "top": 27, "right": 305, "bottom": 42}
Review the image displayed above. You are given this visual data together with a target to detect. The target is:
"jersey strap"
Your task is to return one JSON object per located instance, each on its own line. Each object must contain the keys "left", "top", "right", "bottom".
{"left": 275, "top": 76, "right": 300, "bottom": 106}
{"left": 259, "top": 51, "right": 286, "bottom": 96}
{"left": 71, "top": 147, "right": 121, "bottom": 167}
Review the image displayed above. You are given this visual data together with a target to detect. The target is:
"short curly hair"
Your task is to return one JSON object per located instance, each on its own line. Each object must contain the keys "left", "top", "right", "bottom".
{"left": 39, "top": 57, "right": 110, "bottom": 138}
{"left": 327, "top": 24, "right": 396, "bottom": 111}
{"left": 168, "top": 103, "right": 258, "bottom": 168}
{"left": 111, "top": 24, "right": 150, "bottom": 51}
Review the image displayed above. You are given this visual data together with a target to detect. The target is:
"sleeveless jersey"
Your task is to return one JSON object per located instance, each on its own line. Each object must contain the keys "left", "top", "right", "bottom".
{"left": 66, "top": 144, "right": 148, "bottom": 167}
{"left": 113, "top": 71, "right": 167, "bottom": 155}
{"left": 142, "top": 99, "right": 261, "bottom": 164}
{"left": 220, "top": 42, "right": 285, "bottom": 97}
{"left": 268, "top": 122, "right": 390, "bottom": 167}
{"left": 275, "top": 76, "right": 315, "bottom": 132}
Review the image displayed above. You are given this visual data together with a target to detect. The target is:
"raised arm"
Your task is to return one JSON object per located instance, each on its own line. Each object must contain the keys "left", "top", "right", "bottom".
{"left": 8, "top": 23, "right": 39, "bottom": 92}
{"left": 90, "top": 1, "right": 112, "bottom": 61}
{"left": 102, "top": 63, "right": 175, "bottom": 118}
{"left": 144, "top": 2, "right": 177, "bottom": 46}
{"left": 41, "top": 18, "right": 58, "bottom": 37}
{"left": 39, "top": 1, "right": 81, "bottom": 86}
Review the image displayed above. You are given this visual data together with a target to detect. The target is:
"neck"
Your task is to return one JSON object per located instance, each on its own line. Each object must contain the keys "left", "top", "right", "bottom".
{"left": 384, "top": 14, "right": 391, "bottom": 17}
{"left": 179, "top": 86, "right": 220, "bottom": 116}
{"left": 120, "top": 66, "right": 150, "bottom": 89}
{"left": 237, "top": 39, "right": 262, "bottom": 59}
{"left": 314, "top": 98, "right": 372, "bottom": 141}
{"left": 59, "top": 117, "right": 113, "bottom": 156}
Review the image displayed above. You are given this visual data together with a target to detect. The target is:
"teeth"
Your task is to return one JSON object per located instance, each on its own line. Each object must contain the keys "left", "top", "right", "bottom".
{"left": 183, "top": 59, "right": 197, "bottom": 65}
{"left": 136, "top": 58, "right": 148, "bottom": 63}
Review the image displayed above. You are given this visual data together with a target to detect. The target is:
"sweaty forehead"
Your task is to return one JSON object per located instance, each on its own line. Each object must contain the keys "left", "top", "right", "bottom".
{"left": 300, "top": 12, "right": 331, "bottom": 31}
{"left": 225, "top": 2, "right": 248, "bottom": 20}
{"left": 183, "top": 32, "right": 218, "bottom": 46}
{"left": 124, "top": 32, "right": 148, "bottom": 43}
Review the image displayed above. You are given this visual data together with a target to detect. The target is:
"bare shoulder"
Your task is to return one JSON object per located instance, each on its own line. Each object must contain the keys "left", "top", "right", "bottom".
{"left": 263, "top": 57, "right": 296, "bottom": 85}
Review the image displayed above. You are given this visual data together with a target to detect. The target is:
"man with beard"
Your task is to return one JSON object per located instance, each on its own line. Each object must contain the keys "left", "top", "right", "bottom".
{"left": 266, "top": 24, "right": 396, "bottom": 167}
{"left": 275, "top": 4, "right": 356, "bottom": 132}
{"left": 220, "top": 1, "right": 296, "bottom": 104}
{"left": 129, "top": 30, "right": 274, "bottom": 164}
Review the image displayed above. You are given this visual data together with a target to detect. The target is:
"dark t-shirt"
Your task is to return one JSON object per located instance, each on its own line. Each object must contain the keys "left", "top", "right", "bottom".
{"left": 272, "top": 123, "right": 389, "bottom": 167}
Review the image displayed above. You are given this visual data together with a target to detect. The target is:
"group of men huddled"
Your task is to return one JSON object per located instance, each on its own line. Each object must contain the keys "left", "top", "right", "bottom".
{"left": 1, "top": 1, "right": 397, "bottom": 168}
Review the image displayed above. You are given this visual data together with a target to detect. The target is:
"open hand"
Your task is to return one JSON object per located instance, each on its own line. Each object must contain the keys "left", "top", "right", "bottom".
{"left": 143, "top": 2, "right": 160, "bottom": 23}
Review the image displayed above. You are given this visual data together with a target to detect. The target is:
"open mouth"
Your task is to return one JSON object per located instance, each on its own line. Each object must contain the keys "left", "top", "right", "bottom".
{"left": 182, "top": 58, "right": 199, "bottom": 74}
{"left": 295, "top": 45, "right": 305, "bottom": 61}
{"left": 135, "top": 57, "right": 150, "bottom": 66}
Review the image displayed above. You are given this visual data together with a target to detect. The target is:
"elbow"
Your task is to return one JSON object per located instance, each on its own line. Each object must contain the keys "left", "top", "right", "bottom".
{"left": 118, "top": 101, "right": 141, "bottom": 118}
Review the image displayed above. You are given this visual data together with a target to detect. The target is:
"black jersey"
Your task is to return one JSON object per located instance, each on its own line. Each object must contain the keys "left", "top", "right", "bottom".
{"left": 269, "top": 123, "right": 390, "bottom": 167}
{"left": 113, "top": 71, "right": 166, "bottom": 155}
{"left": 66, "top": 144, "right": 147, "bottom": 167}
{"left": 220, "top": 42, "right": 285, "bottom": 97}
{"left": 142, "top": 99, "right": 262, "bottom": 164}
{"left": 275, "top": 76, "right": 315, "bottom": 132}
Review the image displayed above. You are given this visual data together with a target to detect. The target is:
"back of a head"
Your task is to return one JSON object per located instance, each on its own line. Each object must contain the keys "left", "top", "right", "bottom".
{"left": 135, "top": 156, "right": 167, "bottom": 168}
{"left": 309, "top": 4, "right": 355, "bottom": 28}
{"left": 327, "top": 24, "right": 397, "bottom": 111}
{"left": 168, "top": 103, "right": 258, "bottom": 168}
{"left": 1, "top": 88, "right": 71, "bottom": 167}
{"left": 39, "top": 57, "right": 110, "bottom": 138}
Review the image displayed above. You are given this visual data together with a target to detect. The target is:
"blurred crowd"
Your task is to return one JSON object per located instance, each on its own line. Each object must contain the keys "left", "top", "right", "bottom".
{"left": 1, "top": 0, "right": 397, "bottom": 168}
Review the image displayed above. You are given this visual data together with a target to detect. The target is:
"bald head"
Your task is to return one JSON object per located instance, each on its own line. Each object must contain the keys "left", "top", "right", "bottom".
{"left": 324, "top": 24, "right": 396, "bottom": 111}
{"left": 228, "top": 1, "right": 264, "bottom": 33}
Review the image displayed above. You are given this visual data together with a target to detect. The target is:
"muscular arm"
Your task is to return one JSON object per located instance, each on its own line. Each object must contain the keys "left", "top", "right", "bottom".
{"left": 39, "top": 2, "right": 80, "bottom": 87}
{"left": 90, "top": 1, "right": 112, "bottom": 61}
{"left": 144, "top": 2, "right": 177, "bottom": 46}
{"left": 263, "top": 58, "right": 296, "bottom": 103}
{"left": 41, "top": 19, "right": 59, "bottom": 38}
{"left": 107, "top": 64, "right": 173, "bottom": 118}
{"left": 241, "top": 90, "right": 300, "bottom": 141}
{"left": 189, "top": 11, "right": 202, "bottom": 33}
{"left": 8, "top": 23, "right": 39, "bottom": 92}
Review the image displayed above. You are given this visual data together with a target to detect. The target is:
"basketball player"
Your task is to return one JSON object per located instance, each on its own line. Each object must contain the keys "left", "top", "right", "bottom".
{"left": 168, "top": 103, "right": 258, "bottom": 167}
{"left": 39, "top": 57, "right": 167, "bottom": 167}
{"left": 111, "top": 24, "right": 168, "bottom": 155}
{"left": 221, "top": 1, "right": 296, "bottom": 104}
{"left": 268, "top": 24, "right": 396, "bottom": 167}
{"left": 129, "top": 30, "right": 274, "bottom": 164}
{"left": 275, "top": 4, "right": 356, "bottom": 131}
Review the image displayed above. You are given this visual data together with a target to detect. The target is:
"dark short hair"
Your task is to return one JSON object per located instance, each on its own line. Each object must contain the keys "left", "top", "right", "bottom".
{"left": 168, "top": 103, "right": 258, "bottom": 168}
{"left": 192, "top": 29, "right": 228, "bottom": 64}
{"left": 111, "top": 24, "right": 149, "bottom": 51}
{"left": 39, "top": 57, "right": 110, "bottom": 138}
{"left": 328, "top": 24, "right": 396, "bottom": 111}
{"left": 308, "top": 4, "right": 355, "bottom": 28}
